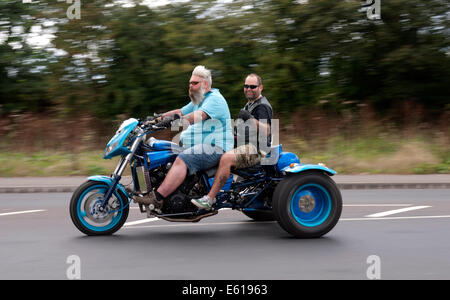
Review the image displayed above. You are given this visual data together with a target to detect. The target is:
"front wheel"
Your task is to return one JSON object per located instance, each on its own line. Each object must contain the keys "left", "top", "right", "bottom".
{"left": 272, "top": 172, "right": 342, "bottom": 238}
{"left": 70, "top": 181, "right": 129, "bottom": 236}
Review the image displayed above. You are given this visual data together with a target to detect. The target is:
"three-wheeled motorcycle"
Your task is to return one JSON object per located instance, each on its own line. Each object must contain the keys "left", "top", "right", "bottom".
{"left": 70, "top": 115, "right": 342, "bottom": 238}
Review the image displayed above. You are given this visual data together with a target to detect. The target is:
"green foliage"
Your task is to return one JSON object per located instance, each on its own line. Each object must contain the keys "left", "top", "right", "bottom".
{"left": 0, "top": 0, "right": 449, "bottom": 119}
{"left": 0, "top": 1, "right": 52, "bottom": 115}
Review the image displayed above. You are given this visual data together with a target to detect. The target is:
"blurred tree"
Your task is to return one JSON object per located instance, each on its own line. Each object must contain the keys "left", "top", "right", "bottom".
{"left": 193, "top": 0, "right": 266, "bottom": 116}
{"left": 257, "top": 0, "right": 450, "bottom": 115}
{"left": 255, "top": 0, "right": 361, "bottom": 115}
{"left": 47, "top": 0, "right": 116, "bottom": 117}
{"left": 327, "top": 0, "right": 450, "bottom": 112}
{"left": 0, "top": 0, "right": 448, "bottom": 121}
{"left": 0, "top": 0, "right": 51, "bottom": 115}
{"left": 102, "top": 4, "right": 200, "bottom": 118}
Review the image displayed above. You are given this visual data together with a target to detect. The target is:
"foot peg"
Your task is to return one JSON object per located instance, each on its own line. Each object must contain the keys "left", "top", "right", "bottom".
{"left": 137, "top": 200, "right": 162, "bottom": 216}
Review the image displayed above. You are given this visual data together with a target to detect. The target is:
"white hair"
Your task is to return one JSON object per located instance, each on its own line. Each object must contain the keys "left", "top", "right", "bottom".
{"left": 192, "top": 65, "right": 212, "bottom": 87}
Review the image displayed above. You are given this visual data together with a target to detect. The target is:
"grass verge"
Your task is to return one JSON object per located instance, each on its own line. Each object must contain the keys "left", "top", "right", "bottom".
{"left": 0, "top": 137, "right": 448, "bottom": 177}
{"left": 0, "top": 151, "right": 119, "bottom": 177}
{"left": 283, "top": 134, "right": 450, "bottom": 174}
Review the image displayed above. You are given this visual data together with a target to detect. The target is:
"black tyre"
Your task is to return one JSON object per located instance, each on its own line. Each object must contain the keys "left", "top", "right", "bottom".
{"left": 70, "top": 181, "right": 129, "bottom": 236}
{"left": 272, "top": 172, "right": 342, "bottom": 238}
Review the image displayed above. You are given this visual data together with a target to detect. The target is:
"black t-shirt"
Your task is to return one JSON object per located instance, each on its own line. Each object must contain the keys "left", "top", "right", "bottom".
{"left": 237, "top": 96, "right": 273, "bottom": 149}
{"left": 251, "top": 103, "right": 272, "bottom": 125}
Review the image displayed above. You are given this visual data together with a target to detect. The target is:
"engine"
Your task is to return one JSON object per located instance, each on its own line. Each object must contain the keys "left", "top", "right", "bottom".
{"left": 149, "top": 166, "right": 205, "bottom": 214}
{"left": 162, "top": 192, "right": 192, "bottom": 214}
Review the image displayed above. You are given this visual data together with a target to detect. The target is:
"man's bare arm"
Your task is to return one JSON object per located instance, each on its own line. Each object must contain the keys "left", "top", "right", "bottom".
{"left": 181, "top": 110, "right": 209, "bottom": 125}
{"left": 253, "top": 118, "right": 271, "bottom": 136}
{"left": 162, "top": 109, "right": 182, "bottom": 119}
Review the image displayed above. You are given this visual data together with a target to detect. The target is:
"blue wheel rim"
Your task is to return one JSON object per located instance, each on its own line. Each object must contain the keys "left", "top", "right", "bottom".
{"left": 290, "top": 183, "right": 332, "bottom": 227}
{"left": 76, "top": 184, "right": 123, "bottom": 232}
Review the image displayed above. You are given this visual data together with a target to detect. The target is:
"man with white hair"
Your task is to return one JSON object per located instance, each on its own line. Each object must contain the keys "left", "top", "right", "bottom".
{"left": 135, "top": 65, "right": 233, "bottom": 211}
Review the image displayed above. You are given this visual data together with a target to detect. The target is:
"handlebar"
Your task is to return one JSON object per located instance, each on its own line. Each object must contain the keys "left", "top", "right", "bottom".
{"left": 140, "top": 113, "right": 180, "bottom": 131}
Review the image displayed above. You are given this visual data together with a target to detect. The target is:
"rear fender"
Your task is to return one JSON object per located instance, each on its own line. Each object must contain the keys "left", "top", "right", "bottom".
{"left": 87, "top": 175, "right": 130, "bottom": 199}
{"left": 282, "top": 163, "right": 337, "bottom": 176}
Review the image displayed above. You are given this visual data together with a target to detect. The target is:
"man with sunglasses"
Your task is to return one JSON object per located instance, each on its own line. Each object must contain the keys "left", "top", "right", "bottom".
{"left": 191, "top": 73, "right": 273, "bottom": 210}
{"left": 134, "top": 65, "right": 234, "bottom": 211}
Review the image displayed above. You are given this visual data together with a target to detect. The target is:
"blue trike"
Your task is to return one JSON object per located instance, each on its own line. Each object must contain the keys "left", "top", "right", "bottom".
{"left": 70, "top": 116, "right": 342, "bottom": 238}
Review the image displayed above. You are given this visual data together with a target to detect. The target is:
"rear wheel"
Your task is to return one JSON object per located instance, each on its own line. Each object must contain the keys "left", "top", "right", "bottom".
{"left": 70, "top": 181, "right": 129, "bottom": 236}
{"left": 272, "top": 172, "right": 342, "bottom": 238}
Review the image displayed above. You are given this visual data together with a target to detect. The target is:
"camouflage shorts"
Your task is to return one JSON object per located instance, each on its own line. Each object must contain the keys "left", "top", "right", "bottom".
{"left": 233, "top": 144, "right": 264, "bottom": 169}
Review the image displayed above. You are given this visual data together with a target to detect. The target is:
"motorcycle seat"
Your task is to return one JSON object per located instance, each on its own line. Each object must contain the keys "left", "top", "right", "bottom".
{"left": 203, "top": 145, "right": 282, "bottom": 178}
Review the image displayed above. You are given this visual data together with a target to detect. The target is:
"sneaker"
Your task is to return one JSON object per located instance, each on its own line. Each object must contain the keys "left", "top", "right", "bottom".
{"left": 191, "top": 195, "right": 215, "bottom": 210}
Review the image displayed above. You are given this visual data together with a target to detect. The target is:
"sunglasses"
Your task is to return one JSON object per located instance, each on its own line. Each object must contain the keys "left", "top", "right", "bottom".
{"left": 190, "top": 81, "right": 200, "bottom": 86}
{"left": 244, "top": 84, "right": 259, "bottom": 89}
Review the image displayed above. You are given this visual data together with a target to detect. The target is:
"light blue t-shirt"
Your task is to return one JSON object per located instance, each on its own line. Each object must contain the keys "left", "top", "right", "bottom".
{"left": 180, "top": 88, "right": 234, "bottom": 152}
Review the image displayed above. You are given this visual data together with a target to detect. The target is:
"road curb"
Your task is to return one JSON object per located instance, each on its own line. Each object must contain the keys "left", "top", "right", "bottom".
{"left": 0, "top": 186, "right": 77, "bottom": 194}
{"left": 337, "top": 183, "right": 450, "bottom": 190}
{"left": 0, "top": 183, "right": 449, "bottom": 193}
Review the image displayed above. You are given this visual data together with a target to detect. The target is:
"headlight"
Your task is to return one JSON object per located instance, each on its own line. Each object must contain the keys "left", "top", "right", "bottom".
{"left": 104, "top": 141, "right": 119, "bottom": 157}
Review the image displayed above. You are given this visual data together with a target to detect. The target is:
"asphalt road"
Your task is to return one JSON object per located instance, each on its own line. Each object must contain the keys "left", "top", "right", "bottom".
{"left": 0, "top": 189, "right": 449, "bottom": 280}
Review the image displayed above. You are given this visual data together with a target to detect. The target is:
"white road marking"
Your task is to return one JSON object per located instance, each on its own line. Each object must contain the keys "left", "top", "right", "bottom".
{"left": 122, "top": 204, "right": 444, "bottom": 229}
{"left": 344, "top": 204, "right": 412, "bottom": 207}
{"left": 365, "top": 206, "right": 431, "bottom": 218}
{"left": 342, "top": 215, "right": 450, "bottom": 221}
{"left": 124, "top": 218, "right": 160, "bottom": 226}
{"left": 0, "top": 209, "right": 46, "bottom": 217}
{"left": 123, "top": 215, "right": 450, "bottom": 230}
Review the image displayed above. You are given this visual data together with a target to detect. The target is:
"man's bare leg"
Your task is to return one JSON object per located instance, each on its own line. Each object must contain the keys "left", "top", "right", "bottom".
{"left": 207, "top": 152, "right": 237, "bottom": 200}
{"left": 157, "top": 157, "right": 187, "bottom": 197}
{"left": 190, "top": 151, "right": 237, "bottom": 210}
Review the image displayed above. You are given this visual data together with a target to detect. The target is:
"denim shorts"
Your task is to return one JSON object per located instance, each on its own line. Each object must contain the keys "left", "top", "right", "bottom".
{"left": 178, "top": 144, "right": 224, "bottom": 175}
